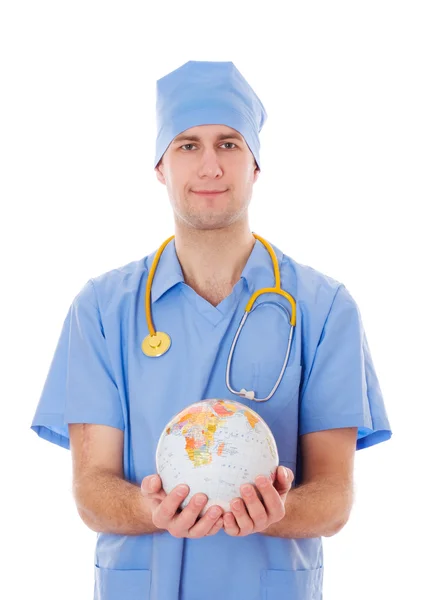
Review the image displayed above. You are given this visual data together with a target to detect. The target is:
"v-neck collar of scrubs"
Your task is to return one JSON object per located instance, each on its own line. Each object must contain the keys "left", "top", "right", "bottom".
{"left": 148, "top": 237, "right": 285, "bottom": 327}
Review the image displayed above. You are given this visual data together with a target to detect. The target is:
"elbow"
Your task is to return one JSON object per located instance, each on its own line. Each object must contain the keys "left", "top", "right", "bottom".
{"left": 73, "top": 489, "right": 103, "bottom": 533}
{"left": 72, "top": 478, "right": 102, "bottom": 533}
{"left": 324, "top": 512, "right": 351, "bottom": 538}
{"left": 323, "top": 520, "right": 346, "bottom": 537}
{"left": 76, "top": 505, "right": 100, "bottom": 533}
{"left": 324, "top": 489, "right": 354, "bottom": 537}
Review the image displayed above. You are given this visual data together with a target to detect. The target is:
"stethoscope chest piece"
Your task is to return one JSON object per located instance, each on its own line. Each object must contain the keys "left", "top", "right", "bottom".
{"left": 141, "top": 331, "right": 171, "bottom": 357}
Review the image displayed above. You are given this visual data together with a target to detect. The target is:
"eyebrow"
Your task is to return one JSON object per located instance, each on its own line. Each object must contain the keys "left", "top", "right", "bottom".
{"left": 173, "top": 132, "right": 243, "bottom": 144}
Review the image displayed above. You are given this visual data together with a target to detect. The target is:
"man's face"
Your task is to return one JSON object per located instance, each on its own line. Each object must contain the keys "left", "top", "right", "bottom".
{"left": 155, "top": 124, "right": 260, "bottom": 230}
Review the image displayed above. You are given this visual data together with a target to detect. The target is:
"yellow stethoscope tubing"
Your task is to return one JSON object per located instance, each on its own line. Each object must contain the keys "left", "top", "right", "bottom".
{"left": 145, "top": 233, "right": 296, "bottom": 338}
{"left": 225, "top": 234, "right": 296, "bottom": 402}
{"left": 247, "top": 233, "right": 296, "bottom": 326}
{"left": 145, "top": 234, "right": 175, "bottom": 338}
{"left": 143, "top": 233, "right": 297, "bottom": 401}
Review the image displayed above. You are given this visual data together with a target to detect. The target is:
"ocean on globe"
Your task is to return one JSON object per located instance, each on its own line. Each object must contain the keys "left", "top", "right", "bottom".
{"left": 155, "top": 398, "right": 279, "bottom": 516}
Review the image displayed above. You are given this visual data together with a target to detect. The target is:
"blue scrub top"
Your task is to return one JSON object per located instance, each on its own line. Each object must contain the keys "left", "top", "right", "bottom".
{"left": 31, "top": 238, "right": 392, "bottom": 600}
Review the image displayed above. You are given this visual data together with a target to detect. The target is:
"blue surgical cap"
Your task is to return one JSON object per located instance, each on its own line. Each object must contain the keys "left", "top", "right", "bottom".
{"left": 154, "top": 60, "right": 268, "bottom": 171}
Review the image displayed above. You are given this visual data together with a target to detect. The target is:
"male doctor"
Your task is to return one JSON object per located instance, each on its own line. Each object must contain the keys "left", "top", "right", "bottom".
{"left": 31, "top": 60, "right": 392, "bottom": 600}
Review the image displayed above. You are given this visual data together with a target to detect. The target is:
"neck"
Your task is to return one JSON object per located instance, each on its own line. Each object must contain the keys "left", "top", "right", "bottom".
{"left": 173, "top": 220, "right": 256, "bottom": 305}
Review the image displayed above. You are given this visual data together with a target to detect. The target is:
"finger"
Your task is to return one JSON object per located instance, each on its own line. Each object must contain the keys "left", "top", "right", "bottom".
{"left": 240, "top": 484, "right": 269, "bottom": 532}
{"left": 170, "top": 494, "right": 223, "bottom": 538}
{"left": 170, "top": 493, "right": 208, "bottom": 536}
{"left": 152, "top": 484, "right": 189, "bottom": 530}
{"left": 187, "top": 504, "right": 224, "bottom": 538}
{"left": 229, "top": 497, "right": 253, "bottom": 536}
{"left": 254, "top": 475, "right": 285, "bottom": 521}
{"left": 223, "top": 511, "right": 240, "bottom": 536}
{"left": 205, "top": 515, "right": 224, "bottom": 537}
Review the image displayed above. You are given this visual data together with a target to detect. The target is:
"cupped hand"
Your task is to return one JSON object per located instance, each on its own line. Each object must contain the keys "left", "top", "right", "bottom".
{"left": 141, "top": 474, "right": 224, "bottom": 539}
{"left": 222, "top": 466, "right": 294, "bottom": 537}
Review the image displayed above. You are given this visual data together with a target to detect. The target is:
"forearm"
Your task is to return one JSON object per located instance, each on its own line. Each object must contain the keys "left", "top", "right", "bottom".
{"left": 73, "top": 469, "right": 165, "bottom": 536}
{"left": 262, "top": 476, "right": 353, "bottom": 539}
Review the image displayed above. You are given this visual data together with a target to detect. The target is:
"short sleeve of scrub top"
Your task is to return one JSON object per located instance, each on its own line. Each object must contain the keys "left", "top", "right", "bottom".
{"left": 299, "top": 283, "right": 391, "bottom": 449}
{"left": 30, "top": 279, "right": 124, "bottom": 449}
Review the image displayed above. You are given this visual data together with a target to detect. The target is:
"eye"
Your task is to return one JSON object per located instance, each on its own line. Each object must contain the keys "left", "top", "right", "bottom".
{"left": 180, "top": 142, "right": 237, "bottom": 151}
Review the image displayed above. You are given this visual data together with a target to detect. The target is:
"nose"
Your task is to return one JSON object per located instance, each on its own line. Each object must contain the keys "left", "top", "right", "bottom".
{"left": 197, "top": 148, "right": 224, "bottom": 179}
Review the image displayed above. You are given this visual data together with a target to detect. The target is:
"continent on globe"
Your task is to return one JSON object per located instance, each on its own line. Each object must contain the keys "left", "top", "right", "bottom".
{"left": 156, "top": 399, "right": 279, "bottom": 515}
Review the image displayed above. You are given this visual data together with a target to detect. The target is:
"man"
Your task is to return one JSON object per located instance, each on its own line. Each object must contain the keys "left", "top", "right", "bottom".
{"left": 31, "top": 60, "right": 392, "bottom": 600}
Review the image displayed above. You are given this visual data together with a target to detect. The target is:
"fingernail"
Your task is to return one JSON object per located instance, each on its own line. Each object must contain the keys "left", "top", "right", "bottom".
{"left": 242, "top": 484, "right": 253, "bottom": 496}
{"left": 255, "top": 476, "right": 268, "bottom": 488}
{"left": 149, "top": 476, "right": 157, "bottom": 490}
{"left": 282, "top": 466, "right": 288, "bottom": 479}
{"left": 210, "top": 507, "right": 221, "bottom": 518}
{"left": 177, "top": 485, "right": 188, "bottom": 498}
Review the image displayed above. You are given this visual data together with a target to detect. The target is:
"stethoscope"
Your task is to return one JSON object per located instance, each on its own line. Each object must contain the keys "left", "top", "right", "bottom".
{"left": 141, "top": 233, "right": 296, "bottom": 402}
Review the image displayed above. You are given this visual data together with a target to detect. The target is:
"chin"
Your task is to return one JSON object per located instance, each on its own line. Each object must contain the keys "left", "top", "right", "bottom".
{"left": 175, "top": 203, "right": 245, "bottom": 230}
{"left": 189, "top": 214, "right": 242, "bottom": 231}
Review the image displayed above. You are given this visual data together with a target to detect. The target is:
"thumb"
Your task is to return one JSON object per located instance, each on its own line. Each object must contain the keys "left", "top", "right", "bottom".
{"left": 141, "top": 474, "right": 162, "bottom": 496}
{"left": 274, "top": 466, "right": 294, "bottom": 493}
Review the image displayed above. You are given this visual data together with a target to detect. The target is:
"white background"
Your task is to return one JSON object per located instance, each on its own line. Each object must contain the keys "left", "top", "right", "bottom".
{"left": 1, "top": 1, "right": 427, "bottom": 598}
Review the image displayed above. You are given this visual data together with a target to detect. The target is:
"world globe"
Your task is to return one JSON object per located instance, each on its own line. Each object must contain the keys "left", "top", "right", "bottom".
{"left": 155, "top": 398, "right": 279, "bottom": 516}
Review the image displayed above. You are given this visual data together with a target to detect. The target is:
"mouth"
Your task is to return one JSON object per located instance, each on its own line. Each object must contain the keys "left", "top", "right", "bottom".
{"left": 191, "top": 190, "right": 227, "bottom": 196}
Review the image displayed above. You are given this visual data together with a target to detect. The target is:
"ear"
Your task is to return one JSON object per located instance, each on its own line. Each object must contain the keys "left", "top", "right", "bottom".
{"left": 155, "top": 162, "right": 166, "bottom": 185}
{"left": 253, "top": 166, "right": 260, "bottom": 184}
